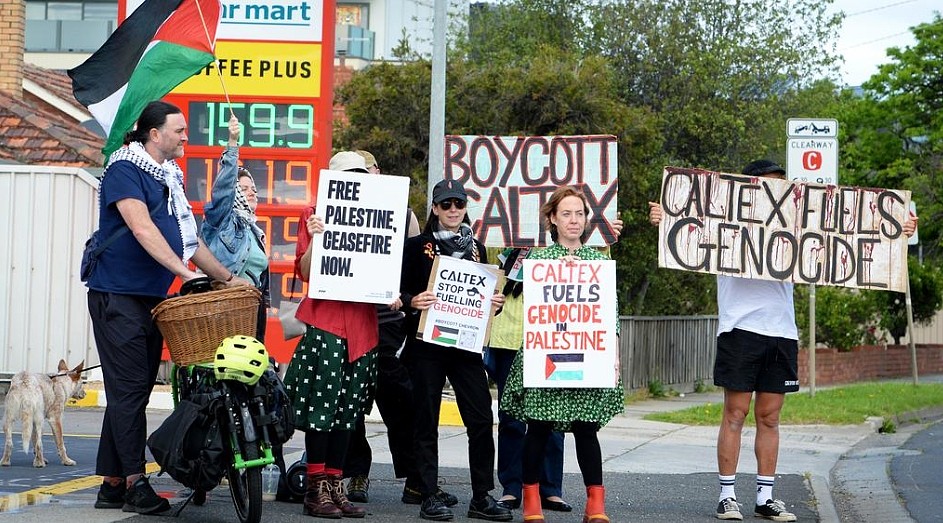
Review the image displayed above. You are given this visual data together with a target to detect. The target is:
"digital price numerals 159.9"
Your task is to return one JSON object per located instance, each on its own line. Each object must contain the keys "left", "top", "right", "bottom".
{"left": 188, "top": 101, "right": 315, "bottom": 149}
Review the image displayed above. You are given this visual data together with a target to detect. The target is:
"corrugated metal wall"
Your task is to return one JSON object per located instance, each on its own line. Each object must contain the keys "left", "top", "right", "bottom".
{"left": 904, "top": 308, "right": 943, "bottom": 345}
{"left": 0, "top": 165, "right": 99, "bottom": 376}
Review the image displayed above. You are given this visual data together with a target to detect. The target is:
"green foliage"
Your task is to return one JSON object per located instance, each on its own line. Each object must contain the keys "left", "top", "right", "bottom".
{"left": 646, "top": 382, "right": 943, "bottom": 425}
{"left": 879, "top": 418, "right": 897, "bottom": 434}
{"left": 870, "top": 258, "right": 943, "bottom": 344}
{"left": 794, "top": 286, "right": 877, "bottom": 351}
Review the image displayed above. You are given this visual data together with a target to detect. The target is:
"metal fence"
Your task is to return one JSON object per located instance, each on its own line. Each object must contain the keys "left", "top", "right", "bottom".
{"left": 619, "top": 315, "right": 718, "bottom": 392}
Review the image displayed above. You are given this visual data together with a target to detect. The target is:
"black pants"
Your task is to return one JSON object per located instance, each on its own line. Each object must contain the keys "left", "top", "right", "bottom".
{"left": 87, "top": 290, "right": 164, "bottom": 478}
{"left": 406, "top": 349, "right": 495, "bottom": 497}
{"left": 345, "top": 320, "right": 418, "bottom": 480}
{"left": 523, "top": 420, "right": 603, "bottom": 487}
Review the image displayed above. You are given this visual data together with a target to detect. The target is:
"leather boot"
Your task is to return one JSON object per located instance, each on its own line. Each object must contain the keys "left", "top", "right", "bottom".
{"left": 330, "top": 475, "right": 366, "bottom": 518}
{"left": 522, "top": 483, "right": 545, "bottom": 523}
{"left": 304, "top": 473, "right": 342, "bottom": 519}
{"left": 582, "top": 485, "right": 609, "bottom": 523}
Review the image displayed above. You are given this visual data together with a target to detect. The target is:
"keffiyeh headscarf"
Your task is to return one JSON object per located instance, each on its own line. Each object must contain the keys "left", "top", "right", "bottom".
{"left": 104, "top": 142, "right": 200, "bottom": 262}
{"left": 234, "top": 168, "right": 266, "bottom": 246}
{"left": 432, "top": 221, "right": 475, "bottom": 259}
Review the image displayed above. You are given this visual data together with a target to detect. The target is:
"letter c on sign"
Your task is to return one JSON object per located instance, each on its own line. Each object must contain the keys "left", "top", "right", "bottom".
{"left": 802, "top": 151, "right": 822, "bottom": 171}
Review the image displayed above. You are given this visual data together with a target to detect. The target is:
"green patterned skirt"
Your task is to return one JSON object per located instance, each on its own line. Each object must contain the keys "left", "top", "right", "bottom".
{"left": 500, "top": 350, "right": 624, "bottom": 432}
{"left": 283, "top": 326, "right": 377, "bottom": 431}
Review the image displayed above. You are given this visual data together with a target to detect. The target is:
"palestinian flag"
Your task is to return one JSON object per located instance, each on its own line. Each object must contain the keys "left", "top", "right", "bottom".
{"left": 545, "top": 353, "right": 584, "bottom": 381}
{"left": 68, "top": 0, "right": 221, "bottom": 158}
{"left": 431, "top": 325, "right": 460, "bottom": 345}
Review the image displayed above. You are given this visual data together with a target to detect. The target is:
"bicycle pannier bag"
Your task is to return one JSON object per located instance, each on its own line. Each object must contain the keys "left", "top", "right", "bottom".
{"left": 147, "top": 391, "right": 227, "bottom": 491}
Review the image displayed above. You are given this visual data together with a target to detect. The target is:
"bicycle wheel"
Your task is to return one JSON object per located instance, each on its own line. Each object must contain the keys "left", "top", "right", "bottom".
{"left": 228, "top": 442, "right": 262, "bottom": 523}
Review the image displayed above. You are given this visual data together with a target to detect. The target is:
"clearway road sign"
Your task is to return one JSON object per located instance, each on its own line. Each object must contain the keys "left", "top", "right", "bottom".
{"left": 787, "top": 118, "right": 838, "bottom": 138}
{"left": 788, "top": 137, "right": 838, "bottom": 185}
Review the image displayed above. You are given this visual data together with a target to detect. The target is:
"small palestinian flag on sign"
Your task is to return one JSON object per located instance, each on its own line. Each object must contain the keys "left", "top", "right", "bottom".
{"left": 431, "top": 324, "right": 460, "bottom": 345}
{"left": 69, "top": 0, "right": 221, "bottom": 159}
{"left": 545, "top": 353, "right": 584, "bottom": 381}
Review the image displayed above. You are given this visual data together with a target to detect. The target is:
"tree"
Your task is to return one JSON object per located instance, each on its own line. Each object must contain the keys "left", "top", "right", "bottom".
{"left": 870, "top": 259, "right": 943, "bottom": 345}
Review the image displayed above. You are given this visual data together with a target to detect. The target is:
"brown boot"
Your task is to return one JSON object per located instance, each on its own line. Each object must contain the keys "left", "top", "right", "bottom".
{"left": 522, "top": 483, "right": 545, "bottom": 522}
{"left": 330, "top": 475, "right": 366, "bottom": 518}
{"left": 582, "top": 485, "right": 609, "bottom": 523}
{"left": 304, "top": 473, "right": 342, "bottom": 519}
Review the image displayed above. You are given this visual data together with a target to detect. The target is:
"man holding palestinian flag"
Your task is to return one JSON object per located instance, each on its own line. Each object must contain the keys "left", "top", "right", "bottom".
{"left": 68, "top": 1, "right": 253, "bottom": 515}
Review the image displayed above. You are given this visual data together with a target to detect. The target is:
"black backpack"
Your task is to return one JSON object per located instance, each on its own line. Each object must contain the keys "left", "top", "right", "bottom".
{"left": 147, "top": 391, "right": 228, "bottom": 491}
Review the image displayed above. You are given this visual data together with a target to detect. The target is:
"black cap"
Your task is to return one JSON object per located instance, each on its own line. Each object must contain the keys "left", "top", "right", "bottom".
{"left": 432, "top": 179, "right": 468, "bottom": 204}
{"left": 741, "top": 159, "right": 786, "bottom": 177}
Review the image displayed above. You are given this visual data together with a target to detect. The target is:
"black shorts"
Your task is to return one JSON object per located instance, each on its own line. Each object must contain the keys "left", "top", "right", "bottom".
{"left": 714, "top": 328, "right": 799, "bottom": 393}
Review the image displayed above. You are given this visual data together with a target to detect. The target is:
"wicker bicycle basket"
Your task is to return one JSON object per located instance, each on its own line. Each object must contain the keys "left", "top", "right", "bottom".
{"left": 152, "top": 286, "right": 262, "bottom": 366}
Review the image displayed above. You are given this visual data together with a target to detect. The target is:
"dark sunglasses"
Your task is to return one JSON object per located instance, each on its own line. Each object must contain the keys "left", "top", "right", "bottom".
{"left": 438, "top": 199, "right": 466, "bottom": 210}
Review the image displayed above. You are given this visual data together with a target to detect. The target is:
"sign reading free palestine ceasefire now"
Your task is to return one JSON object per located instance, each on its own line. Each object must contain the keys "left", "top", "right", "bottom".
{"left": 307, "top": 170, "right": 410, "bottom": 304}
{"left": 656, "top": 166, "right": 911, "bottom": 292}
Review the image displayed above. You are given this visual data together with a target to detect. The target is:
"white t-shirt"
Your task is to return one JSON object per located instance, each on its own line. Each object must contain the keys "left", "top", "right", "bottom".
{"left": 716, "top": 275, "right": 798, "bottom": 340}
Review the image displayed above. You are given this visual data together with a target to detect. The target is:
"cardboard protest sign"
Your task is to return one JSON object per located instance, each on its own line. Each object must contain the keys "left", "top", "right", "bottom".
{"left": 657, "top": 167, "right": 911, "bottom": 292}
{"left": 522, "top": 259, "right": 618, "bottom": 388}
{"left": 418, "top": 256, "right": 501, "bottom": 353}
{"left": 308, "top": 170, "right": 409, "bottom": 304}
{"left": 444, "top": 135, "right": 619, "bottom": 248}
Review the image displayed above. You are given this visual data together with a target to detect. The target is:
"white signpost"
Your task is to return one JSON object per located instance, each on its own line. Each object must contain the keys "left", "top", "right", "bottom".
{"left": 787, "top": 118, "right": 838, "bottom": 185}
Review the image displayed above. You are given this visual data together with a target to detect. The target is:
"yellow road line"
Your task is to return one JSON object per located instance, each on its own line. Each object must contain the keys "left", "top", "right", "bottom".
{"left": 0, "top": 462, "right": 161, "bottom": 512}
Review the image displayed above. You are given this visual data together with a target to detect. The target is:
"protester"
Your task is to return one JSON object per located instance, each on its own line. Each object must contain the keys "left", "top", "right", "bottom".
{"left": 648, "top": 159, "right": 919, "bottom": 522}
{"left": 488, "top": 212, "right": 622, "bottom": 512}
{"left": 487, "top": 248, "right": 568, "bottom": 513}
{"left": 283, "top": 151, "right": 403, "bottom": 518}
{"left": 500, "top": 185, "right": 624, "bottom": 523}
{"left": 201, "top": 115, "right": 270, "bottom": 340}
{"left": 86, "top": 100, "right": 249, "bottom": 514}
{"left": 201, "top": 115, "right": 297, "bottom": 499}
{"left": 342, "top": 150, "right": 436, "bottom": 505}
{"left": 399, "top": 178, "right": 511, "bottom": 522}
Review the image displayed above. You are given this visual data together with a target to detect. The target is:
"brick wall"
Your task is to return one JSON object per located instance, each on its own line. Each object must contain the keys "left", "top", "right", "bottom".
{"left": 799, "top": 345, "right": 943, "bottom": 385}
{"left": 0, "top": 0, "right": 24, "bottom": 98}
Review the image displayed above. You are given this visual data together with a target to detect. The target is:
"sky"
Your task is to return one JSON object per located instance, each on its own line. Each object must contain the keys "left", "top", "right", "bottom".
{"left": 830, "top": 0, "right": 941, "bottom": 86}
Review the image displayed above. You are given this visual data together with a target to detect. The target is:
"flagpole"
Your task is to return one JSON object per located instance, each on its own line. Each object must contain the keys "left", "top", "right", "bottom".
{"left": 193, "top": 0, "right": 234, "bottom": 118}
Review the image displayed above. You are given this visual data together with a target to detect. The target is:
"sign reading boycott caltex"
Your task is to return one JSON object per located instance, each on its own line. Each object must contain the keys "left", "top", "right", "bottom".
{"left": 657, "top": 167, "right": 911, "bottom": 292}
{"left": 418, "top": 257, "right": 501, "bottom": 353}
{"left": 522, "top": 259, "right": 618, "bottom": 388}
{"left": 308, "top": 170, "right": 410, "bottom": 304}
{"left": 444, "top": 135, "right": 619, "bottom": 248}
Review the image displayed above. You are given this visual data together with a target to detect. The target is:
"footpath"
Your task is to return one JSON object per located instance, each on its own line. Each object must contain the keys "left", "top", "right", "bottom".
{"left": 2, "top": 376, "right": 942, "bottom": 522}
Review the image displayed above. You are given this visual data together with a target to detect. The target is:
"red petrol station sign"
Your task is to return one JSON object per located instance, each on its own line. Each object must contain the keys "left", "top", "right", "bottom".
{"left": 120, "top": 0, "right": 336, "bottom": 361}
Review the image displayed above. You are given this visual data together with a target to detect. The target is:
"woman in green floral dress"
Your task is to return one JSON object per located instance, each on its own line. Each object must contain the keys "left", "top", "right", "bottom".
{"left": 500, "top": 185, "right": 624, "bottom": 523}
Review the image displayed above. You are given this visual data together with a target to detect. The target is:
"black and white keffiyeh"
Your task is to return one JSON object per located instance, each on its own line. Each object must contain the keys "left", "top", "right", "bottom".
{"left": 233, "top": 169, "right": 265, "bottom": 246}
{"left": 103, "top": 142, "right": 200, "bottom": 262}
{"left": 433, "top": 221, "right": 475, "bottom": 259}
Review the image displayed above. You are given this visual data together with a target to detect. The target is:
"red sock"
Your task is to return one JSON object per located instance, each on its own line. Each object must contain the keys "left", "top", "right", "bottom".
{"left": 325, "top": 467, "right": 343, "bottom": 477}
{"left": 307, "top": 463, "right": 326, "bottom": 475}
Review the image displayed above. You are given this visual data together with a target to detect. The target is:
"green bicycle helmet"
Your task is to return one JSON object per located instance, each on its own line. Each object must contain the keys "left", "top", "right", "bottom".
{"left": 214, "top": 335, "right": 268, "bottom": 385}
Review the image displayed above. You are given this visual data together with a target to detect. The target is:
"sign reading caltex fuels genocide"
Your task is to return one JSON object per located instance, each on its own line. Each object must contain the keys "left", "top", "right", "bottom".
{"left": 522, "top": 259, "right": 618, "bottom": 388}
{"left": 419, "top": 256, "right": 501, "bottom": 354}
{"left": 308, "top": 170, "right": 410, "bottom": 304}
{"left": 656, "top": 167, "right": 911, "bottom": 292}
{"left": 444, "top": 135, "right": 619, "bottom": 248}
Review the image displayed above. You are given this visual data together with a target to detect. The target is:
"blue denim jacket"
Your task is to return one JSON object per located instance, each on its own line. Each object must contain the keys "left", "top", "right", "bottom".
{"left": 201, "top": 146, "right": 256, "bottom": 281}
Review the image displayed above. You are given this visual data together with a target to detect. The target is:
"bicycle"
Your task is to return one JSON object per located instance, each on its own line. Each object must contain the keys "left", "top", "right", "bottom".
{"left": 151, "top": 279, "right": 286, "bottom": 523}
{"left": 171, "top": 361, "right": 279, "bottom": 523}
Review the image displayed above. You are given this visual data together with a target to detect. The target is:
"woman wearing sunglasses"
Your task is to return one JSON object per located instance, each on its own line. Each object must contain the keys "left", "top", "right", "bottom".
{"left": 399, "top": 179, "right": 512, "bottom": 522}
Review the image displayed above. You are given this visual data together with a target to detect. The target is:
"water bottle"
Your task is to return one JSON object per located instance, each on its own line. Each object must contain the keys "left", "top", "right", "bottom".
{"left": 262, "top": 464, "right": 279, "bottom": 501}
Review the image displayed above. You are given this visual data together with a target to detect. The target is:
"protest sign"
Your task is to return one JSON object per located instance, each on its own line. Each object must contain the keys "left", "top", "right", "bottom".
{"left": 444, "top": 135, "right": 619, "bottom": 247}
{"left": 307, "top": 169, "right": 409, "bottom": 303}
{"left": 522, "top": 259, "right": 618, "bottom": 388}
{"left": 657, "top": 166, "right": 911, "bottom": 292}
{"left": 418, "top": 256, "right": 501, "bottom": 353}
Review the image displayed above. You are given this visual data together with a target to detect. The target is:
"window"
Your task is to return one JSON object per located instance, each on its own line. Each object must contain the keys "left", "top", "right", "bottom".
{"left": 25, "top": 1, "right": 117, "bottom": 21}
{"left": 47, "top": 2, "right": 82, "bottom": 20}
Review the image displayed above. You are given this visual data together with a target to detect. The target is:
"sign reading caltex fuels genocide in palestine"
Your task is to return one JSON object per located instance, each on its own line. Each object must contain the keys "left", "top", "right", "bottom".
{"left": 656, "top": 167, "right": 911, "bottom": 292}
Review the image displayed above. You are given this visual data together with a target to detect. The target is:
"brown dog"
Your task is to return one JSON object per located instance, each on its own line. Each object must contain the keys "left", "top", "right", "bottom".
{"left": 1, "top": 360, "right": 85, "bottom": 467}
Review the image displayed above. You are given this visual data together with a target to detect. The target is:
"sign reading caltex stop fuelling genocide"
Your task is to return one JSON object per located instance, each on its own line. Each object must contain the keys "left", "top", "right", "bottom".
{"left": 656, "top": 167, "right": 911, "bottom": 292}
